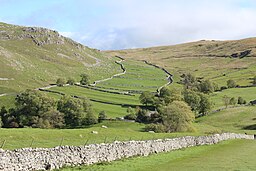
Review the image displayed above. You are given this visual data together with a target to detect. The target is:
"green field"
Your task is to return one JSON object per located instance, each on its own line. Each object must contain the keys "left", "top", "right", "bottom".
{"left": 96, "top": 60, "right": 168, "bottom": 92}
{"left": 0, "top": 121, "right": 200, "bottom": 150}
{"left": 210, "top": 87, "right": 256, "bottom": 109}
{"left": 59, "top": 139, "right": 256, "bottom": 171}
{"left": 197, "top": 106, "right": 256, "bottom": 135}
{"left": 0, "top": 106, "right": 255, "bottom": 150}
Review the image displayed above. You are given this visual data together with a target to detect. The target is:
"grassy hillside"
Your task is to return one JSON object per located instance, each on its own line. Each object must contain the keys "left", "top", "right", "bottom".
{"left": 107, "top": 38, "right": 256, "bottom": 87}
{"left": 0, "top": 22, "right": 120, "bottom": 95}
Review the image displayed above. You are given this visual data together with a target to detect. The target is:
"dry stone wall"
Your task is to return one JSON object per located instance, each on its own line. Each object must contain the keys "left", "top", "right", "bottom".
{"left": 0, "top": 133, "right": 254, "bottom": 171}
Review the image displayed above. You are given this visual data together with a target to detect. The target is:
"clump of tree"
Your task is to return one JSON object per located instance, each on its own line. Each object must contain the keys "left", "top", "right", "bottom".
{"left": 139, "top": 91, "right": 155, "bottom": 106}
{"left": 227, "top": 79, "right": 237, "bottom": 88}
{"left": 222, "top": 95, "right": 238, "bottom": 108}
{"left": 180, "top": 73, "right": 219, "bottom": 93}
{"left": 238, "top": 97, "right": 246, "bottom": 105}
{"left": 67, "top": 78, "right": 76, "bottom": 85}
{"left": 0, "top": 90, "right": 97, "bottom": 129}
{"left": 183, "top": 90, "right": 212, "bottom": 116}
{"left": 98, "top": 111, "right": 107, "bottom": 122}
{"left": 56, "top": 78, "right": 66, "bottom": 87}
{"left": 80, "top": 74, "right": 90, "bottom": 85}
{"left": 137, "top": 87, "right": 198, "bottom": 133}
{"left": 124, "top": 107, "right": 136, "bottom": 120}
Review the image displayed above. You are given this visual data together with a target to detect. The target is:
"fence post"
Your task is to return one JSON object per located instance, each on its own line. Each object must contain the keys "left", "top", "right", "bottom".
{"left": 1, "top": 140, "right": 6, "bottom": 149}
{"left": 60, "top": 137, "right": 64, "bottom": 146}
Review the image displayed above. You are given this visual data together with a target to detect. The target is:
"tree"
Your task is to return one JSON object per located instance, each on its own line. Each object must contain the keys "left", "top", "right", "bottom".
{"left": 57, "top": 96, "right": 96, "bottom": 127}
{"left": 160, "top": 101, "right": 195, "bottom": 132}
{"left": 182, "top": 73, "right": 196, "bottom": 89}
{"left": 80, "top": 74, "right": 90, "bottom": 85}
{"left": 139, "top": 91, "right": 155, "bottom": 106}
{"left": 15, "top": 89, "right": 56, "bottom": 127}
{"left": 56, "top": 78, "right": 66, "bottom": 87}
{"left": 183, "top": 90, "right": 201, "bottom": 113}
{"left": 229, "top": 97, "right": 237, "bottom": 106}
{"left": 223, "top": 95, "right": 230, "bottom": 108}
{"left": 98, "top": 111, "right": 107, "bottom": 122}
{"left": 67, "top": 78, "right": 75, "bottom": 85}
{"left": 197, "top": 80, "right": 214, "bottom": 94}
{"left": 159, "top": 87, "right": 182, "bottom": 104}
{"left": 238, "top": 97, "right": 246, "bottom": 105}
{"left": 198, "top": 93, "right": 212, "bottom": 115}
{"left": 227, "top": 79, "right": 236, "bottom": 88}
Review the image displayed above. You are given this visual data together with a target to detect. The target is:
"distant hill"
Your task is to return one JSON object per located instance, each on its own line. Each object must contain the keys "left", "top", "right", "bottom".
{"left": 0, "top": 22, "right": 119, "bottom": 94}
{"left": 107, "top": 38, "right": 256, "bottom": 87}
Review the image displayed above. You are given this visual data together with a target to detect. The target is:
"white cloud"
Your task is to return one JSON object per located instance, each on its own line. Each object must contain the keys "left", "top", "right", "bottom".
{"left": 73, "top": 0, "right": 256, "bottom": 50}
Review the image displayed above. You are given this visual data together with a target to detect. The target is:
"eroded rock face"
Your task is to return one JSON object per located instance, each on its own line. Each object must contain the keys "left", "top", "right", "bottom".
{"left": 0, "top": 133, "right": 253, "bottom": 171}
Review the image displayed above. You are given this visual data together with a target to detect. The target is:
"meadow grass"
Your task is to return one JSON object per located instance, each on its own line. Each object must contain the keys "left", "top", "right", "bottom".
{"left": 210, "top": 87, "right": 256, "bottom": 109}
{"left": 58, "top": 139, "right": 256, "bottom": 171}
{"left": 197, "top": 106, "right": 256, "bottom": 134}
{"left": 50, "top": 86, "right": 141, "bottom": 105}
{"left": 0, "top": 121, "right": 201, "bottom": 150}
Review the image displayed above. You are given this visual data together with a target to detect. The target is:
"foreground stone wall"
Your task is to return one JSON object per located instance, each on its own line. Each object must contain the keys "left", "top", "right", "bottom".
{"left": 0, "top": 133, "right": 254, "bottom": 171}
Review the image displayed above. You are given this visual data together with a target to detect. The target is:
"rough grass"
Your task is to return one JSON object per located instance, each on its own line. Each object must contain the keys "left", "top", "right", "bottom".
{"left": 58, "top": 139, "right": 256, "bottom": 171}
{"left": 0, "top": 22, "right": 121, "bottom": 94}
{"left": 107, "top": 39, "right": 256, "bottom": 87}
{"left": 210, "top": 87, "right": 256, "bottom": 109}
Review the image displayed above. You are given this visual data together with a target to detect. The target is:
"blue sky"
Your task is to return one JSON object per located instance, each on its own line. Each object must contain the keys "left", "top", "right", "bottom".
{"left": 1, "top": 0, "right": 256, "bottom": 50}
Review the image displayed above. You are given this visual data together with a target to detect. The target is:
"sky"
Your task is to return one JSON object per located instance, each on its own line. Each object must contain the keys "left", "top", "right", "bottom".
{"left": 1, "top": 0, "right": 256, "bottom": 50}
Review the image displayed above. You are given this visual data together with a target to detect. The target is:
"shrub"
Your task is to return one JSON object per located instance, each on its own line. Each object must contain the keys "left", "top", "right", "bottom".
{"left": 80, "top": 74, "right": 90, "bottom": 85}
{"left": 227, "top": 79, "right": 236, "bottom": 88}
{"left": 238, "top": 97, "right": 246, "bottom": 105}
{"left": 98, "top": 111, "right": 107, "bottom": 122}
{"left": 220, "top": 86, "right": 228, "bottom": 91}
{"left": 67, "top": 78, "right": 75, "bottom": 85}
{"left": 124, "top": 114, "right": 136, "bottom": 120}
{"left": 56, "top": 78, "right": 66, "bottom": 87}
{"left": 144, "top": 123, "right": 166, "bottom": 133}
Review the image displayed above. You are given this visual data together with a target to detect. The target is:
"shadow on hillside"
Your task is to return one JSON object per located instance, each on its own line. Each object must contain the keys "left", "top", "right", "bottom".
{"left": 243, "top": 124, "right": 256, "bottom": 130}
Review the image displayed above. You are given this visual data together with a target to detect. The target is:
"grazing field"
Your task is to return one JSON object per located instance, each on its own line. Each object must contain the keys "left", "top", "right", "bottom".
{"left": 50, "top": 86, "right": 141, "bottom": 105}
{"left": 59, "top": 139, "right": 256, "bottom": 171}
{"left": 96, "top": 60, "right": 168, "bottom": 92}
{"left": 210, "top": 87, "right": 256, "bottom": 109}
{"left": 0, "top": 121, "right": 200, "bottom": 150}
{"left": 197, "top": 106, "right": 256, "bottom": 134}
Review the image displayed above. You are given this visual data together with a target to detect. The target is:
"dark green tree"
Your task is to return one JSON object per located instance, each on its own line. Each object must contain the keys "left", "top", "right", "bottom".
{"left": 67, "top": 78, "right": 75, "bottom": 85}
{"left": 139, "top": 91, "right": 155, "bottom": 106}
{"left": 198, "top": 93, "right": 212, "bottom": 115}
{"left": 80, "top": 74, "right": 90, "bottom": 85}
{"left": 238, "top": 97, "right": 246, "bottom": 105}
{"left": 56, "top": 78, "right": 66, "bottom": 87}
{"left": 98, "top": 111, "right": 107, "bottom": 122}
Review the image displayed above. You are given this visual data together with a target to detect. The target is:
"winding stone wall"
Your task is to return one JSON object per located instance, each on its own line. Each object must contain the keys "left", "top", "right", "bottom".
{"left": 0, "top": 133, "right": 253, "bottom": 171}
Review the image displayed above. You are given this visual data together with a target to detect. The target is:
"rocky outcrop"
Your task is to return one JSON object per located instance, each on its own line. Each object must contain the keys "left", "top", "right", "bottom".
{"left": 0, "top": 133, "right": 253, "bottom": 171}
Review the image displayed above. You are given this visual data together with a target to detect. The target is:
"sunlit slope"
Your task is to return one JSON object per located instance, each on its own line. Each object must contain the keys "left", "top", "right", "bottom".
{"left": 107, "top": 38, "right": 256, "bottom": 86}
{"left": 0, "top": 22, "right": 120, "bottom": 94}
